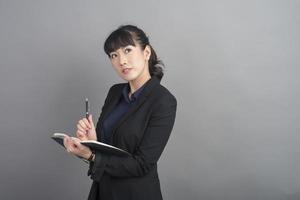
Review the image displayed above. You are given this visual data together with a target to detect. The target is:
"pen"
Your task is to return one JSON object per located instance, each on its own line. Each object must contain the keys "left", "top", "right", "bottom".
{"left": 85, "top": 98, "right": 89, "bottom": 120}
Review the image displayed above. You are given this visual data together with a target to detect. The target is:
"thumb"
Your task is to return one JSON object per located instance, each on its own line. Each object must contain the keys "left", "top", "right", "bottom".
{"left": 88, "top": 114, "right": 95, "bottom": 129}
{"left": 63, "top": 136, "right": 69, "bottom": 149}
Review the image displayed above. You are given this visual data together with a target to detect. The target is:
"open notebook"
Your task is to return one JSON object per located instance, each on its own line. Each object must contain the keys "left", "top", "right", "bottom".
{"left": 51, "top": 133, "right": 130, "bottom": 162}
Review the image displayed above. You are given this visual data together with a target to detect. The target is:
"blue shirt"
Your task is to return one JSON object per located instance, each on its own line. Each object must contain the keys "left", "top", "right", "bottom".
{"left": 101, "top": 83, "right": 145, "bottom": 144}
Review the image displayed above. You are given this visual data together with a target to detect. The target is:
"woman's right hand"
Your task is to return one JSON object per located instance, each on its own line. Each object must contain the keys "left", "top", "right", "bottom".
{"left": 76, "top": 114, "right": 97, "bottom": 141}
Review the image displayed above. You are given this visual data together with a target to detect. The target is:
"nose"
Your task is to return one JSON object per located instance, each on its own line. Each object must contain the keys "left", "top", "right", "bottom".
{"left": 119, "top": 53, "right": 127, "bottom": 66}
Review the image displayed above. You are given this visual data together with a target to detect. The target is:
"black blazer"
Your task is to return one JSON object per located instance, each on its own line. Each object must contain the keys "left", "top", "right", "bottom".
{"left": 87, "top": 76, "right": 177, "bottom": 200}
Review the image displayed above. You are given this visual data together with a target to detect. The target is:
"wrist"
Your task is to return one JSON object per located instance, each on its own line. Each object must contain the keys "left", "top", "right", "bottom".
{"left": 87, "top": 151, "right": 95, "bottom": 162}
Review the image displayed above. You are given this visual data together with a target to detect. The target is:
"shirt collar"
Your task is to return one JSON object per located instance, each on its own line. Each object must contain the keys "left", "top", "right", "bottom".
{"left": 122, "top": 83, "right": 146, "bottom": 103}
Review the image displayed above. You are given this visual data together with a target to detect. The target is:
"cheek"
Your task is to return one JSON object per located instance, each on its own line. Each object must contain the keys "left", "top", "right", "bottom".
{"left": 111, "top": 60, "right": 119, "bottom": 69}
{"left": 111, "top": 64, "right": 121, "bottom": 74}
{"left": 131, "top": 54, "right": 145, "bottom": 67}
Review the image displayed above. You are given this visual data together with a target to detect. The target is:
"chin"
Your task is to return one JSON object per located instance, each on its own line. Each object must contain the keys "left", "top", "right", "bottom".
{"left": 120, "top": 73, "right": 139, "bottom": 82}
{"left": 122, "top": 77, "right": 136, "bottom": 82}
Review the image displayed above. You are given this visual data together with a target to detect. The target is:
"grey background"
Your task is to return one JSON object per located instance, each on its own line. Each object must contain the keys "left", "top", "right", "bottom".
{"left": 0, "top": 0, "right": 299, "bottom": 199}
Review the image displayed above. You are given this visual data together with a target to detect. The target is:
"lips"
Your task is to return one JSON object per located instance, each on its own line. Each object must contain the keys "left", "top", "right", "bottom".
{"left": 122, "top": 68, "right": 132, "bottom": 74}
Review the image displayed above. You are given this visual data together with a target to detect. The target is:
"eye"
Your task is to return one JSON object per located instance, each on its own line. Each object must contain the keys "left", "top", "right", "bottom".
{"left": 124, "top": 47, "right": 132, "bottom": 54}
{"left": 110, "top": 53, "right": 117, "bottom": 59}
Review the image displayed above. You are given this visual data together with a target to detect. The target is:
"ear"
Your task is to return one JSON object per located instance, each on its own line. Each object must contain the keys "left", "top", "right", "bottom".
{"left": 144, "top": 45, "right": 151, "bottom": 60}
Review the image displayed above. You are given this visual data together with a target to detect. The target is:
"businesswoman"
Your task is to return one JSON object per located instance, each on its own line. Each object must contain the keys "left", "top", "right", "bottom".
{"left": 64, "top": 25, "right": 177, "bottom": 200}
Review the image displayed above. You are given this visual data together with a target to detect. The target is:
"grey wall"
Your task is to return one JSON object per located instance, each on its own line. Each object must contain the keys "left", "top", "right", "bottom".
{"left": 1, "top": 0, "right": 299, "bottom": 199}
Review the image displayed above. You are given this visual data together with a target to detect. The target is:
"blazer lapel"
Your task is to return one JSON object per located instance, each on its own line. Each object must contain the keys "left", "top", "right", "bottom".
{"left": 110, "top": 76, "right": 160, "bottom": 141}
{"left": 98, "top": 89, "right": 122, "bottom": 125}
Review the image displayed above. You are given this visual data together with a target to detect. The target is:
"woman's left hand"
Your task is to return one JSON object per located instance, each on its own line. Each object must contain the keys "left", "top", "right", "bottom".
{"left": 63, "top": 135, "right": 92, "bottom": 160}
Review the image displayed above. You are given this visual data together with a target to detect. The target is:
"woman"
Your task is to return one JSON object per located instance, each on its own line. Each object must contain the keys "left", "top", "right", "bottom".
{"left": 64, "top": 25, "right": 177, "bottom": 200}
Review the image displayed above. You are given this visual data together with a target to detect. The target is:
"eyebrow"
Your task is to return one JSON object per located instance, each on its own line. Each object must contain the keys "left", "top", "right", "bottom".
{"left": 109, "top": 46, "right": 133, "bottom": 54}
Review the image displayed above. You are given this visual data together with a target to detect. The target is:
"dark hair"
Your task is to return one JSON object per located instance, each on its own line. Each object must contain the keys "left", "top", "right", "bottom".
{"left": 104, "top": 25, "right": 164, "bottom": 80}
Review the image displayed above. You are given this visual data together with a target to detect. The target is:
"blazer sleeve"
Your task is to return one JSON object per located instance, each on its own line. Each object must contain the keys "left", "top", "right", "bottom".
{"left": 88, "top": 94, "right": 177, "bottom": 181}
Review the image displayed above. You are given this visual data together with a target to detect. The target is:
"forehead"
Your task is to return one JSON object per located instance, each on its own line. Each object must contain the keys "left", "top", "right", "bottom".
{"left": 110, "top": 43, "right": 140, "bottom": 52}
{"left": 105, "top": 29, "right": 147, "bottom": 54}
{"left": 110, "top": 44, "right": 147, "bottom": 57}
{"left": 105, "top": 32, "right": 134, "bottom": 51}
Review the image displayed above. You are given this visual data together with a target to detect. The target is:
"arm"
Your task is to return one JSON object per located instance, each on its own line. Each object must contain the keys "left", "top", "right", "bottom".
{"left": 88, "top": 95, "right": 177, "bottom": 181}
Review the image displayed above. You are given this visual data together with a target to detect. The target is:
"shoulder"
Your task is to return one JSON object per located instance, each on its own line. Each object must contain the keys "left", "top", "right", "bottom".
{"left": 150, "top": 84, "right": 177, "bottom": 111}
{"left": 101, "top": 83, "right": 126, "bottom": 103}
{"left": 107, "top": 82, "right": 126, "bottom": 95}
{"left": 149, "top": 84, "right": 177, "bottom": 119}
{"left": 110, "top": 82, "right": 126, "bottom": 91}
{"left": 105, "top": 78, "right": 177, "bottom": 105}
{"left": 156, "top": 84, "right": 176, "bottom": 103}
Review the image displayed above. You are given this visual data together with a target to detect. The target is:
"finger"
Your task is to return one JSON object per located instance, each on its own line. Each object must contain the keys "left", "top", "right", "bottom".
{"left": 69, "top": 137, "right": 77, "bottom": 148}
{"left": 72, "top": 137, "right": 82, "bottom": 149}
{"left": 78, "top": 120, "right": 88, "bottom": 130}
{"left": 76, "top": 130, "right": 86, "bottom": 139}
{"left": 76, "top": 132, "right": 83, "bottom": 140}
{"left": 77, "top": 123, "right": 86, "bottom": 132}
{"left": 64, "top": 136, "right": 70, "bottom": 147}
{"left": 72, "top": 136, "right": 80, "bottom": 142}
{"left": 88, "top": 114, "right": 95, "bottom": 129}
{"left": 64, "top": 137, "right": 72, "bottom": 152}
{"left": 83, "top": 118, "right": 92, "bottom": 129}
{"left": 74, "top": 141, "right": 80, "bottom": 148}
{"left": 63, "top": 137, "right": 68, "bottom": 149}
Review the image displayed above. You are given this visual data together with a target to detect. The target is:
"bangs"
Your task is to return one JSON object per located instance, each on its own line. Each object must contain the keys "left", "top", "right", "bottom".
{"left": 104, "top": 30, "right": 136, "bottom": 56}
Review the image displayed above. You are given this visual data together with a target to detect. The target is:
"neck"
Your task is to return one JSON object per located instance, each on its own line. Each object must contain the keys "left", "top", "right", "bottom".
{"left": 128, "top": 74, "right": 151, "bottom": 94}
